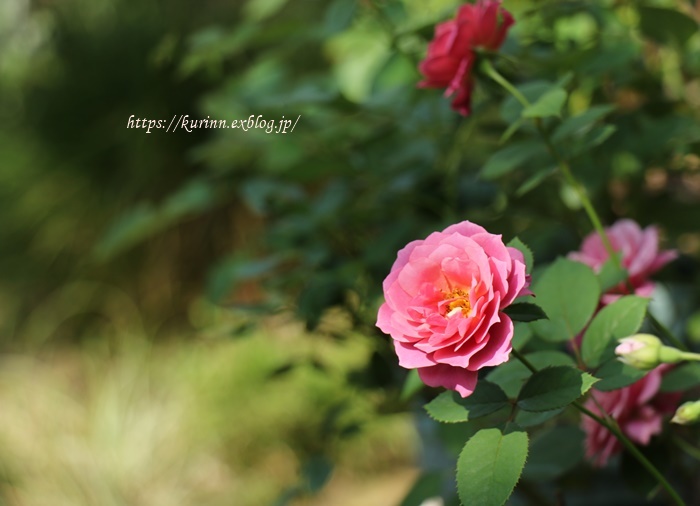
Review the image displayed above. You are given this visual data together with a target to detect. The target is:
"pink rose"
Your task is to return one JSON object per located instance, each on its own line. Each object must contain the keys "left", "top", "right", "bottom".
{"left": 582, "top": 366, "right": 681, "bottom": 466}
{"left": 418, "top": 0, "right": 514, "bottom": 116}
{"left": 568, "top": 219, "right": 677, "bottom": 305}
{"left": 376, "top": 220, "right": 530, "bottom": 397}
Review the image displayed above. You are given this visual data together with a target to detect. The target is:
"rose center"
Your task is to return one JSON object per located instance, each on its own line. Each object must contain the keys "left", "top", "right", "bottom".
{"left": 444, "top": 288, "right": 471, "bottom": 318}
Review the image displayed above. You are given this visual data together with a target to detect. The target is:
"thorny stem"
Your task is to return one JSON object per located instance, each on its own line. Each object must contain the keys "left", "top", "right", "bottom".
{"left": 510, "top": 349, "right": 685, "bottom": 505}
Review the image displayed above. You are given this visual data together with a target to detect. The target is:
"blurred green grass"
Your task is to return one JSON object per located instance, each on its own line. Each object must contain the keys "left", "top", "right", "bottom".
{"left": 0, "top": 323, "right": 417, "bottom": 506}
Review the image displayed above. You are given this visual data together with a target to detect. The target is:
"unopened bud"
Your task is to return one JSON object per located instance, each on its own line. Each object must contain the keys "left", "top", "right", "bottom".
{"left": 672, "top": 400, "right": 700, "bottom": 425}
{"left": 615, "top": 334, "right": 684, "bottom": 371}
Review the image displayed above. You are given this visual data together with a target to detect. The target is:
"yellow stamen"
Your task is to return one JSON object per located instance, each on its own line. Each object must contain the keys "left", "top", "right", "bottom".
{"left": 444, "top": 288, "right": 471, "bottom": 317}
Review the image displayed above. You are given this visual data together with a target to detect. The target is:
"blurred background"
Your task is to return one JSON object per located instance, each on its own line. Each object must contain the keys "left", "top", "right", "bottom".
{"left": 1, "top": 0, "right": 700, "bottom": 504}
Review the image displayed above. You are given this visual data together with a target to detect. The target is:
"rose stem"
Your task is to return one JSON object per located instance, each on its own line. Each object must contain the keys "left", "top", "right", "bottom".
{"left": 481, "top": 59, "right": 687, "bottom": 352}
{"left": 672, "top": 435, "right": 700, "bottom": 462}
{"left": 510, "top": 349, "right": 686, "bottom": 506}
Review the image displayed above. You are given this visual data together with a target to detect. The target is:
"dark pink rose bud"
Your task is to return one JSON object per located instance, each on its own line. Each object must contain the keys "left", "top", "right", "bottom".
{"left": 418, "top": 0, "right": 515, "bottom": 116}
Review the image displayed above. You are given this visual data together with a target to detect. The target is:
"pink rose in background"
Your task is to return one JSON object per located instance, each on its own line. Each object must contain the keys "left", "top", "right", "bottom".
{"left": 376, "top": 221, "right": 530, "bottom": 397}
{"left": 582, "top": 366, "right": 681, "bottom": 467}
{"left": 418, "top": 0, "right": 514, "bottom": 116}
{"left": 568, "top": 219, "right": 677, "bottom": 305}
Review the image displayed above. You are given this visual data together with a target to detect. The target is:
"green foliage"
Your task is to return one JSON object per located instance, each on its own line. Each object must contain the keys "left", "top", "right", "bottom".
{"left": 506, "top": 237, "right": 534, "bottom": 274}
{"left": 596, "top": 254, "right": 628, "bottom": 293}
{"left": 517, "top": 366, "right": 598, "bottom": 412}
{"left": 457, "top": 428, "right": 528, "bottom": 506}
{"left": 301, "top": 455, "right": 334, "bottom": 493}
{"left": 481, "top": 141, "right": 547, "bottom": 180}
{"left": 487, "top": 351, "right": 576, "bottom": 398}
{"left": 581, "top": 295, "right": 649, "bottom": 368}
{"left": 523, "top": 426, "right": 585, "bottom": 481}
{"left": 514, "top": 167, "right": 556, "bottom": 197}
{"left": 424, "top": 382, "right": 509, "bottom": 423}
{"left": 522, "top": 88, "right": 568, "bottom": 119}
{"left": 4, "top": 0, "right": 700, "bottom": 502}
{"left": 551, "top": 105, "right": 616, "bottom": 144}
{"left": 530, "top": 259, "right": 601, "bottom": 342}
{"left": 400, "top": 369, "right": 424, "bottom": 400}
{"left": 206, "top": 254, "right": 286, "bottom": 304}
{"left": 660, "top": 363, "right": 700, "bottom": 393}
{"left": 500, "top": 81, "right": 556, "bottom": 123}
{"left": 503, "top": 302, "right": 548, "bottom": 323}
{"left": 638, "top": 6, "right": 698, "bottom": 46}
{"left": 515, "top": 407, "right": 565, "bottom": 428}
{"left": 593, "top": 359, "right": 647, "bottom": 391}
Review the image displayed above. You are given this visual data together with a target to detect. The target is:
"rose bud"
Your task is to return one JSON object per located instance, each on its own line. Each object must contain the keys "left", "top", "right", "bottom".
{"left": 671, "top": 400, "right": 700, "bottom": 425}
{"left": 616, "top": 334, "right": 685, "bottom": 371}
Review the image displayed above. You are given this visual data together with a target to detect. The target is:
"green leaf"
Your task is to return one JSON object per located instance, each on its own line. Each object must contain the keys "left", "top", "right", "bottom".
{"left": 301, "top": 455, "right": 333, "bottom": 493}
{"left": 93, "top": 204, "right": 159, "bottom": 262}
{"left": 512, "top": 323, "right": 533, "bottom": 350}
{"left": 400, "top": 369, "right": 424, "bottom": 401}
{"left": 244, "top": 0, "right": 289, "bottom": 21}
{"left": 522, "top": 88, "right": 567, "bottom": 118}
{"left": 424, "top": 382, "right": 509, "bottom": 423}
{"left": 580, "top": 124, "right": 617, "bottom": 149}
{"left": 597, "top": 254, "right": 628, "bottom": 293}
{"left": 481, "top": 141, "right": 546, "bottom": 180}
{"left": 207, "top": 254, "right": 284, "bottom": 303}
{"left": 161, "top": 179, "right": 216, "bottom": 219}
{"left": 581, "top": 296, "right": 649, "bottom": 368}
{"left": 515, "top": 407, "right": 564, "bottom": 428}
{"left": 593, "top": 359, "right": 646, "bottom": 391}
{"left": 499, "top": 117, "right": 524, "bottom": 144}
{"left": 94, "top": 180, "right": 217, "bottom": 261}
{"left": 639, "top": 6, "right": 698, "bottom": 46}
{"left": 500, "top": 81, "right": 552, "bottom": 123}
{"left": 660, "top": 363, "right": 700, "bottom": 393}
{"left": 551, "top": 105, "right": 616, "bottom": 144}
{"left": 504, "top": 303, "right": 548, "bottom": 323}
{"left": 530, "top": 259, "right": 600, "bottom": 342}
{"left": 555, "top": 71, "right": 574, "bottom": 89}
{"left": 298, "top": 274, "right": 347, "bottom": 330}
{"left": 506, "top": 237, "right": 534, "bottom": 274}
{"left": 323, "top": 0, "right": 358, "bottom": 35}
{"left": 515, "top": 167, "right": 556, "bottom": 197}
{"left": 486, "top": 351, "right": 575, "bottom": 398}
{"left": 517, "top": 366, "right": 598, "bottom": 412}
{"left": 523, "top": 426, "right": 585, "bottom": 481}
{"left": 457, "top": 428, "right": 528, "bottom": 506}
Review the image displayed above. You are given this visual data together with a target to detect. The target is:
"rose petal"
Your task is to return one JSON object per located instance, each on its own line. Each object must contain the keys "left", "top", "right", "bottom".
{"left": 394, "top": 340, "right": 437, "bottom": 368}
{"left": 417, "top": 364, "right": 478, "bottom": 398}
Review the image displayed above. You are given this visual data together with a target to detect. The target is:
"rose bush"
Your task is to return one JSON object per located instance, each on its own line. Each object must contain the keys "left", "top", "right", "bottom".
{"left": 568, "top": 219, "right": 677, "bottom": 305}
{"left": 418, "top": 0, "right": 514, "bottom": 115}
{"left": 582, "top": 366, "right": 681, "bottom": 467}
{"left": 376, "top": 220, "right": 530, "bottom": 397}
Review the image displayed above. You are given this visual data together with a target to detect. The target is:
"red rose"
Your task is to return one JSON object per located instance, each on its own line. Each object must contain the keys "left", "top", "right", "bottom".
{"left": 418, "top": 0, "right": 514, "bottom": 116}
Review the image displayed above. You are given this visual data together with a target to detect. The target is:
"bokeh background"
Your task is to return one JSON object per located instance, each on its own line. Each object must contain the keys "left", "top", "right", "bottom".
{"left": 1, "top": 0, "right": 700, "bottom": 504}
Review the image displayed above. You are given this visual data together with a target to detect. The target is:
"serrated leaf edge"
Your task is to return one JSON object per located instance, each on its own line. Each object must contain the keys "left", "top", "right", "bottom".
{"left": 456, "top": 429, "right": 529, "bottom": 506}
{"left": 517, "top": 366, "right": 600, "bottom": 412}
